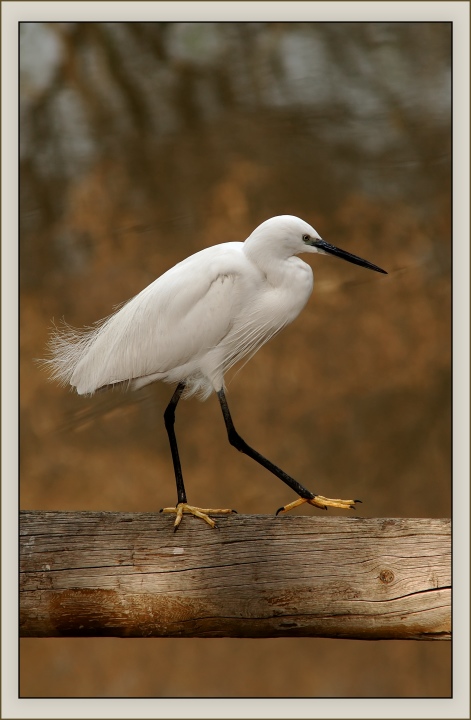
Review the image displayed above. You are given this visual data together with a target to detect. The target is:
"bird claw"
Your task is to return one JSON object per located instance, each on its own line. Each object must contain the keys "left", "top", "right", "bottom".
{"left": 160, "top": 503, "right": 236, "bottom": 530}
{"left": 276, "top": 495, "right": 360, "bottom": 515}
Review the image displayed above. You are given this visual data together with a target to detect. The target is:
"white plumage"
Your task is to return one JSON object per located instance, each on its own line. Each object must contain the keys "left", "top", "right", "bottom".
{"left": 46, "top": 216, "right": 319, "bottom": 398}
{"left": 44, "top": 215, "right": 386, "bottom": 529}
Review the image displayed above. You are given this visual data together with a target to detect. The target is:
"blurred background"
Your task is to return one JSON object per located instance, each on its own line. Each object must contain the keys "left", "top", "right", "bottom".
{"left": 20, "top": 22, "right": 451, "bottom": 698}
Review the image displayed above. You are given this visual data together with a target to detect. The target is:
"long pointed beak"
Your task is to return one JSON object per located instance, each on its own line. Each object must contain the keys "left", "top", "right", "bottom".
{"left": 313, "top": 239, "right": 387, "bottom": 274}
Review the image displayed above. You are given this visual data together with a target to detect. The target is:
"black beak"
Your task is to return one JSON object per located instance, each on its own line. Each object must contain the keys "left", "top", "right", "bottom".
{"left": 313, "top": 239, "right": 387, "bottom": 274}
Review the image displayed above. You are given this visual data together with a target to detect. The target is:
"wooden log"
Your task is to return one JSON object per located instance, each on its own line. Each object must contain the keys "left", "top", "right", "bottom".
{"left": 20, "top": 511, "right": 450, "bottom": 640}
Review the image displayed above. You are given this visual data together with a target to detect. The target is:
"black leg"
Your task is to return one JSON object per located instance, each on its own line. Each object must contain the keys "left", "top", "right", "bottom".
{"left": 217, "top": 388, "right": 315, "bottom": 501}
{"left": 163, "top": 382, "right": 187, "bottom": 505}
{"left": 161, "top": 383, "right": 236, "bottom": 529}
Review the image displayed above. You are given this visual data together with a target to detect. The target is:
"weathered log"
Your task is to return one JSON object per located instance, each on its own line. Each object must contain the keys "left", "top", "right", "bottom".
{"left": 20, "top": 511, "right": 450, "bottom": 639}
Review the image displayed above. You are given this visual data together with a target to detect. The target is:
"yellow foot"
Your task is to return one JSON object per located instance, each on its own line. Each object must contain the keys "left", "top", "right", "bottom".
{"left": 276, "top": 495, "right": 361, "bottom": 515}
{"left": 160, "top": 503, "right": 236, "bottom": 530}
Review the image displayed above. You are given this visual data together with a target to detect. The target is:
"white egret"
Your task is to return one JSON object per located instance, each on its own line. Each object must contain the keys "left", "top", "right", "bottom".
{"left": 45, "top": 215, "right": 387, "bottom": 529}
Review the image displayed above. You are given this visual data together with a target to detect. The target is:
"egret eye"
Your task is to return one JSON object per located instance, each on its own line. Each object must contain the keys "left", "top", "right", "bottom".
{"left": 302, "top": 234, "right": 310, "bottom": 242}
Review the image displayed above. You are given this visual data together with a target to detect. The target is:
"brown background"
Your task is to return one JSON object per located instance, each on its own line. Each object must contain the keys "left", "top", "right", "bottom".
{"left": 20, "top": 22, "right": 451, "bottom": 697}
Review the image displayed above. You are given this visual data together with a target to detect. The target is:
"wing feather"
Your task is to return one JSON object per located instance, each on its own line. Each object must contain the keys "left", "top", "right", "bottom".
{"left": 44, "top": 243, "right": 245, "bottom": 395}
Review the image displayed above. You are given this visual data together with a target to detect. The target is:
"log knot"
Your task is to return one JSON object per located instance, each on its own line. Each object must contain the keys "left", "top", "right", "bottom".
{"left": 379, "top": 569, "right": 395, "bottom": 584}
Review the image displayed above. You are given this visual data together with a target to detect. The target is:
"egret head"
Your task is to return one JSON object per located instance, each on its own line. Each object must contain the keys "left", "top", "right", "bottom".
{"left": 246, "top": 215, "right": 387, "bottom": 274}
{"left": 245, "top": 215, "right": 321, "bottom": 257}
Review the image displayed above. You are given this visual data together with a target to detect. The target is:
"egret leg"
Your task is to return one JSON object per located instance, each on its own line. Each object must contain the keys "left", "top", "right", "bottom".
{"left": 217, "top": 389, "right": 358, "bottom": 515}
{"left": 162, "top": 382, "right": 187, "bottom": 504}
{"left": 160, "top": 383, "right": 235, "bottom": 530}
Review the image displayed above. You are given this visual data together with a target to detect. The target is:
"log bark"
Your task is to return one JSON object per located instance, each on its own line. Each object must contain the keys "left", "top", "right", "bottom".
{"left": 20, "top": 511, "right": 450, "bottom": 640}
